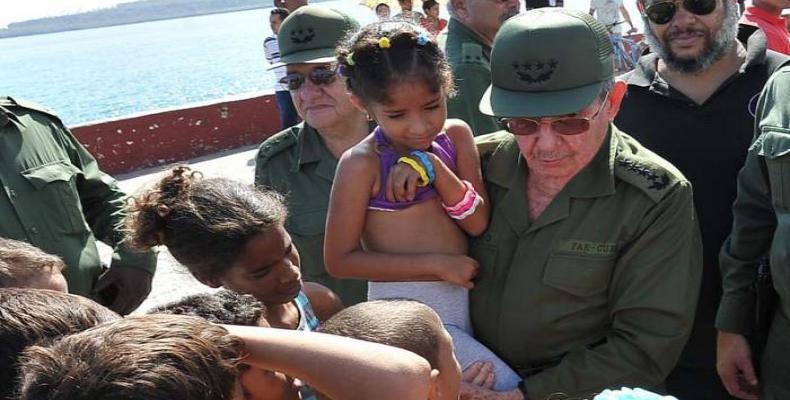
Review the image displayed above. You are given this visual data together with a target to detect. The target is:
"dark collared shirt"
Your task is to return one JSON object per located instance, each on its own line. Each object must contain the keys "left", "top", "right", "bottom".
{"left": 615, "top": 29, "right": 789, "bottom": 367}
{"left": 255, "top": 122, "right": 368, "bottom": 306}
{"left": 0, "top": 97, "right": 157, "bottom": 296}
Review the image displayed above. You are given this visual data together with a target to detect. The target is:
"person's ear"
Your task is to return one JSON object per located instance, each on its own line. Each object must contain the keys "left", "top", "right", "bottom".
{"left": 348, "top": 93, "right": 373, "bottom": 118}
{"left": 428, "top": 369, "right": 441, "bottom": 400}
{"left": 606, "top": 80, "right": 628, "bottom": 120}
{"left": 451, "top": 0, "right": 470, "bottom": 20}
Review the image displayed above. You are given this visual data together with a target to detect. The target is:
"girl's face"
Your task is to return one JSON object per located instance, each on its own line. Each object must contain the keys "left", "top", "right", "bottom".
{"left": 219, "top": 225, "right": 303, "bottom": 305}
{"left": 366, "top": 80, "right": 447, "bottom": 153}
{"left": 427, "top": 4, "right": 440, "bottom": 18}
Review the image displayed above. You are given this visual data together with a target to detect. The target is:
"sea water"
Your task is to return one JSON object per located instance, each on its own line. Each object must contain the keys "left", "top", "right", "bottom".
{"left": 0, "top": 1, "right": 379, "bottom": 125}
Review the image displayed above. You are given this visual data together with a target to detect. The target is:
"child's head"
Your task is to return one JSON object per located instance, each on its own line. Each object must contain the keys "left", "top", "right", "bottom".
{"left": 337, "top": 21, "right": 454, "bottom": 149}
{"left": 149, "top": 290, "right": 268, "bottom": 326}
{"left": 0, "top": 288, "right": 119, "bottom": 399}
{"left": 422, "top": 0, "right": 440, "bottom": 17}
{"left": 125, "top": 166, "right": 302, "bottom": 305}
{"left": 15, "top": 314, "right": 242, "bottom": 400}
{"left": 320, "top": 299, "right": 460, "bottom": 400}
{"left": 0, "top": 238, "right": 67, "bottom": 292}
{"left": 375, "top": 2, "right": 391, "bottom": 19}
{"left": 149, "top": 291, "right": 300, "bottom": 400}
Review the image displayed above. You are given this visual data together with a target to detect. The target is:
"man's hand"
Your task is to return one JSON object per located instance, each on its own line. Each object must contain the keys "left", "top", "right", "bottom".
{"left": 92, "top": 266, "right": 153, "bottom": 315}
{"left": 717, "top": 331, "right": 760, "bottom": 399}
{"left": 459, "top": 383, "right": 523, "bottom": 400}
{"left": 463, "top": 362, "right": 495, "bottom": 389}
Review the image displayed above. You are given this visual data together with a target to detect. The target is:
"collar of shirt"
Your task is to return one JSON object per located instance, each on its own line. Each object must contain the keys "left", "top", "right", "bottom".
{"left": 483, "top": 125, "right": 617, "bottom": 198}
{"left": 0, "top": 97, "right": 25, "bottom": 130}
{"left": 625, "top": 25, "right": 770, "bottom": 90}
{"left": 289, "top": 122, "right": 339, "bottom": 183}
{"left": 447, "top": 17, "right": 492, "bottom": 54}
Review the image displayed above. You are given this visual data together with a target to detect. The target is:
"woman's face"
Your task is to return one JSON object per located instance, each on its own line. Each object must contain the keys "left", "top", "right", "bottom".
{"left": 219, "top": 225, "right": 303, "bottom": 305}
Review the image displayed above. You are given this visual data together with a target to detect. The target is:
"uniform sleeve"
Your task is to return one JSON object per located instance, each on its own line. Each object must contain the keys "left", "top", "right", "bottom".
{"left": 56, "top": 121, "right": 157, "bottom": 274}
{"left": 447, "top": 62, "right": 500, "bottom": 136}
{"left": 254, "top": 146, "right": 272, "bottom": 188}
{"left": 715, "top": 82, "right": 783, "bottom": 334}
{"left": 525, "top": 184, "right": 702, "bottom": 399}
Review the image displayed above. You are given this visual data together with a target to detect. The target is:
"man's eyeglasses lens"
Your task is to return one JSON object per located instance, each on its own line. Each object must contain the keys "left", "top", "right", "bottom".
{"left": 645, "top": 0, "right": 717, "bottom": 24}
{"left": 501, "top": 118, "right": 591, "bottom": 136}
{"left": 279, "top": 67, "right": 338, "bottom": 91}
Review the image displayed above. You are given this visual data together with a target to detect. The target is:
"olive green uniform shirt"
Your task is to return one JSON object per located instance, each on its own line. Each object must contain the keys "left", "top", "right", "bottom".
{"left": 255, "top": 123, "right": 367, "bottom": 306}
{"left": 717, "top": 67, "right": 790, "bottom": 334}
{"left": 471, "top": 127, "right": 702, "bottom": 399}
{"left": 0, "top": 97, "right": 157, "bottom": 296}
{"left": 445, "top": 18, "right": 500, "bottom": 136}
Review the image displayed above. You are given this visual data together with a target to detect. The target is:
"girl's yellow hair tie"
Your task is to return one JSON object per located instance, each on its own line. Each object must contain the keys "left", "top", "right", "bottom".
{"left": 378, "top": 37, "right": 391, "bottom": 49}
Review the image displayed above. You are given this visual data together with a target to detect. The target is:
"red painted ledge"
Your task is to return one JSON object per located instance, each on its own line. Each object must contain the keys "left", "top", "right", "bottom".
{"left": 71, "top": 92, "right": 281, "bottom": 175}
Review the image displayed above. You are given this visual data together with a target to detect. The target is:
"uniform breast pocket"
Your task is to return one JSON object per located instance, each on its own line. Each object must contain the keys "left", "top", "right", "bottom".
{"left": 21, "top": 160, "right": 88, "bottom": 234}
{"left": 759, "top": 128, "right": 790, "bottom": 210}
{"left": 542, "top": 254, "right": 614, "bottom": 297}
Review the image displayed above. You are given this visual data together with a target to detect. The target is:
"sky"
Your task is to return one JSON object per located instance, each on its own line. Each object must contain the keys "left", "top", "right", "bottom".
{"left": 1, "top": 0, "right": 126, "bottom": 28}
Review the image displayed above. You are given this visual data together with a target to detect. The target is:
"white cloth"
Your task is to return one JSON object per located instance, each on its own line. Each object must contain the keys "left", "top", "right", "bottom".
{"left": 591, "top": 0, "right": 624, "bottom": 34}
{"left": 263, "top": 34, "right": 288, "bottom": 91}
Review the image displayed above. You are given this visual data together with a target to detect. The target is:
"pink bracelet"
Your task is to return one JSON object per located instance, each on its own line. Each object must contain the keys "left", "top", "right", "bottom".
{"left": 442, "top": 180, "right": 481, "bottom": 220}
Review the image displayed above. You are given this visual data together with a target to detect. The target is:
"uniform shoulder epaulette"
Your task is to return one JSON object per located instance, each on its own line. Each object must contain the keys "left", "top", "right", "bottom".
{"left": 1, "top": 97, "right": 59, "bottom": 119}
{"left": 460, "top": 42, "right": 487, "bottom": 67}
{"left": 256, "top": 126, "right": 299, "bottom": 165}
{"left": 614, "top": 130, "right": 687, "bottom": 203}
{"left": 475, "top": 130, "right": 510, "bottom": 158}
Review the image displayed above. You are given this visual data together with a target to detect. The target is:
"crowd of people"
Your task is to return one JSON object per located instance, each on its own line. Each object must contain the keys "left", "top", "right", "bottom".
{"left": 2, "top": 0, "right": 790, "bottom": 399}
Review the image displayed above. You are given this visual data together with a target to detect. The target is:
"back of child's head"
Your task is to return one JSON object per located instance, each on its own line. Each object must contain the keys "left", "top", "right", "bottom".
{"left": 124, "top": 165, "right": 287, "bottom": 284}
{"left": 422, "top": 0, "right": 439, "bottom": 13}
{"left": 149, "top": 289, "right": 267, "bottom": 326}
{"left": 0, "top": 238, "right": 66, "bottom": 291}
{"left": 336, "top": 20, "right": 454, "bottom": 105}
{"left": 15, "top": 314, "right": 242, "bottom": 400}
{"left": 320, "top": 299, "right": 441, "bottom": 368}
{"left": 0, "top": 288, "right": 119, "bottom": 399}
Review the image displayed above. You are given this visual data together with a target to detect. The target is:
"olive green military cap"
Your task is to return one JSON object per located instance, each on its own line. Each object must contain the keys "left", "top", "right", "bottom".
{"left": 479, "top": 8, "right": 614, "bottom": 118}
{"left": 268, "top": 5, "right": 360, "bottom": 69}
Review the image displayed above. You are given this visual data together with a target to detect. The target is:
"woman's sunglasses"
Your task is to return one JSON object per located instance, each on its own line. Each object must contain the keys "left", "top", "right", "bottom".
{"left": 278, "top": 67, "right": 338, "bottom": 91}
{"left": 644, "top": 0, "right": 717, "bottom": 25}
{"left": 499, "top": 93, "right": 609, "bottom": 136}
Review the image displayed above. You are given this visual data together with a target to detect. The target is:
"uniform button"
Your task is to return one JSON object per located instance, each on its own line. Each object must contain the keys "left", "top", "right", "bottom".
{"left": 8, "top": 189, "right": 16, "bottom": 198}
{"left": 29, "top": 227, "right": 38, "bottom": 235}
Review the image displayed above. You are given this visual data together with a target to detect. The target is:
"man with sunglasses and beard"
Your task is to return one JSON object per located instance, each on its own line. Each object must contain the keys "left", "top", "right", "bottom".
{"left": 255, "top": 5, "right": 369, "bottom": 307}
{"left": 469, "top": 9, "right": 702, "bottom": 400}
{"left": 445, "top": 0, "right": 520, "bottom": 136}
{"left": 614, "top": 0, "right": 789, "bottom": 397}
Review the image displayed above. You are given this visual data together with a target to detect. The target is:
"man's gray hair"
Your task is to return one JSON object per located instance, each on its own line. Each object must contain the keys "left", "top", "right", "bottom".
{"left": 447, "top": 0, "right": 458, "bottom": 18}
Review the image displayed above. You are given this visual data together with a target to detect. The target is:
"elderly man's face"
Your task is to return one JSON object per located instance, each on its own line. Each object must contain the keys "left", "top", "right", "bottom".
{"left": 286, "top": 63, "right": 360, "bottom": 132}
{"left": 460, "top": 0, "right": 520, "bottom": 41}
{"left": 515, "top": 83, "right": 626, "bottom": 180}
{"left": 643, "top": 0, "right": 739, "bottom": 73}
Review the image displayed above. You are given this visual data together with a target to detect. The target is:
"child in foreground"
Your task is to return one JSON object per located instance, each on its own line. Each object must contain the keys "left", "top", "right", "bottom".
{"left": 125, "top": 166, "right": 343, "bottom": 332}
{"left": 0, "top": 237, "right": 68, "bottom": 292}
{"left": 16, "top": 314, "right": 433, "bottom": 400}
{"left": 324, "top": 21, "right": 520, "bottom": 392}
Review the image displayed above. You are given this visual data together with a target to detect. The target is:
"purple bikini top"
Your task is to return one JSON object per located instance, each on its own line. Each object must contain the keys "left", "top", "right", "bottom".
{"left": 368, "top": 126, "right": 458, "bottom": 212}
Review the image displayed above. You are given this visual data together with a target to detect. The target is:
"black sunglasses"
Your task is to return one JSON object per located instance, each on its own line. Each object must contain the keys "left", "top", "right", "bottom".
{"left": 279, "top": 66, "right": 338, "bottom": 91}
{"left": 644, "top": 0, "right": 717, "bottom": 24}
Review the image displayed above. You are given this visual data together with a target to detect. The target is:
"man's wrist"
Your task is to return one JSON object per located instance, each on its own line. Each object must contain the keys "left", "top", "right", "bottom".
{"left": 517, "top": 380, "right": 528, "bottom": 399}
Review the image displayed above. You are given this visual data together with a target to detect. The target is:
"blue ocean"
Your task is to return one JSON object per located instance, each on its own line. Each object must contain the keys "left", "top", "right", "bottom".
{"left": 0, "top": 1, "right": 379, "bottom": 125}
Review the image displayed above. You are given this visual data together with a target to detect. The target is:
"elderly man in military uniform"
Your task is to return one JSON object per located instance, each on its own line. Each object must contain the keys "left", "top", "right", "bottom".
{"left": 445, "top": 0, "right": 519, "bottom": 136}
{"left": 255, "top": 5, "right": 369, "bottom": 306}
{"left": 0, "top": 97, "right": 157, "bottom": 315}
{"left": 468, "top": 9, "right": 703, "bottom": 399}
{"left": 717, "top": 66, "right": 790, "bottom": 400}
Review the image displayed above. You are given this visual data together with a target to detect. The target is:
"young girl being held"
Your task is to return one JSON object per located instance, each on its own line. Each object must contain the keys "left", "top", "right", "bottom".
{"left": 324, "top": 22, "right": 521, "bottom": 395}
{"left": 125, "top": 166, "right": 343, "bottom": 332}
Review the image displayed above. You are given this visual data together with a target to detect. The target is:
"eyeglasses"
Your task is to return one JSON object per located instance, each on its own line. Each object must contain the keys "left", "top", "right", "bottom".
{"left": 279, "top": 66, "right": 338, "bottom": 91}
{"left": 500, "top": 94, "right": 609, "bottom": 136}
{"left": 644, "top": 0, "right": 717, "bottom": 24}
